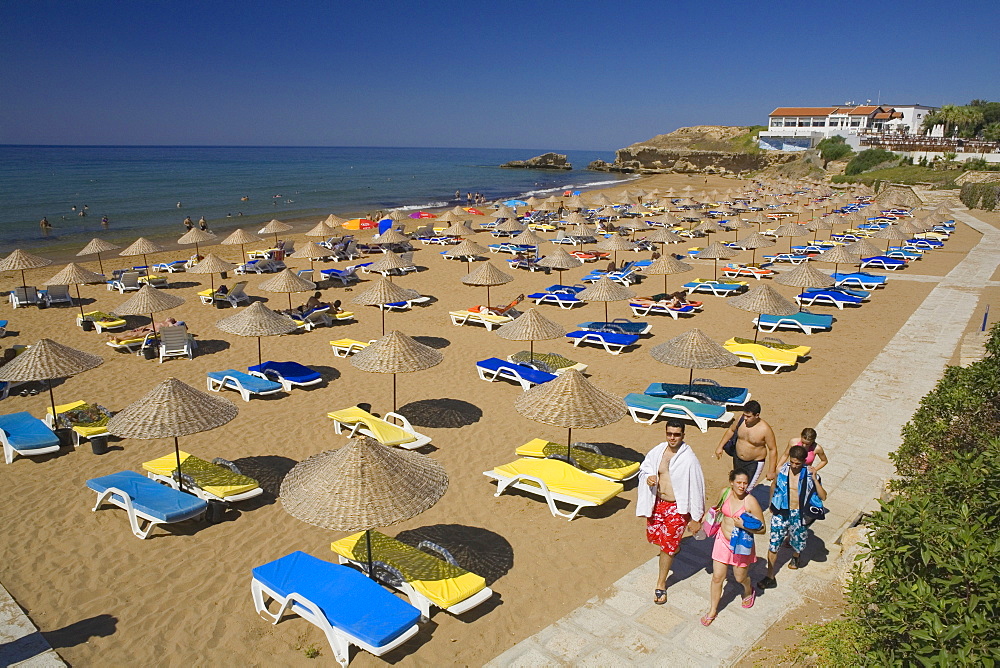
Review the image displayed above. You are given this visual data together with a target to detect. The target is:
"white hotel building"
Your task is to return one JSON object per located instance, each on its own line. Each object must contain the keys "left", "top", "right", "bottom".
{"left": 758, "top": 104, "right": 937, "bottom": 151}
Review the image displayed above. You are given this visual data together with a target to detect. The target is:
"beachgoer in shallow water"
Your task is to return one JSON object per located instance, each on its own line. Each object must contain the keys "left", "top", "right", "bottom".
{"left": 101, "top": 215, "right": 109, "bottom": 228}
{"left": 39, "top": 217, "right": 51, "bottom": 236}
{"left": 198, "top": 217, "right": 208, "bottom": 231}
{"left": 183, "top": 216, "right": 194, "bottom": 231}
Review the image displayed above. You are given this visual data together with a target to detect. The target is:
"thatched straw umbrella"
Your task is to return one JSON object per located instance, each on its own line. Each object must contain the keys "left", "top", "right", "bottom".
{"left": 221, "top": 228, "right": 263, "bottom": 264}
{"left": 364, "top": 251, "right": 410, "bottom": 282}
{"left": 185, "top": 253, "right": 236, "bottom": 291}
{"left": 325, "top": 214, "right": 349, "bottom": 228}
{"left": 494, "top": 218, "right": 525, "bottom": 235}
{"left": 449, "top": 239, "right": 489, "bottom": 272}
{"left": 216, "top": 301, "right": 298, "bottom": 366}
{"left": 774, "top": 263, "right": 836, "bottom": 311}
{"left": 350, "top": 331, "right": 443, "bottom": 411}
{"left": 461, "top": 262, "right": 513, "bottom": 307}
{"left": 641, "top": 255, "right": 693, "bottom": 294}
{"left": 771, "top": 223, "right": 809, "bottom": 253}
{"left": 352, "top": 277, "right": 421, "bottom": 334}
{"left": 727, "top": 284, "right": 798, "bottom": 342}
{"left": 871, "top": 224, "right": 910, "bottom": 253}
{"left": 119, "top": 237, "right": 168, "bottom": 277}
{"left": 77, "top": 238, "right": 120, "bottom": 275}
{"left": 259, "top": 219, "right": 293, "bottom": 245}
{"left": 513, "top": 228, "right": 546, "bottom": 249}
{"left": 537, "top": 247, "right": 583, "bottom": 281}
{"left": 514, "top": 369, "right": 626, "bottom": 461}
{"left": 112, "top": 284, "right": 185, "bottom": 334}
{"left": 577, "top": 276, "right": 635, "bottom": 321}
{"left": 0, "top": 249, "right": 53, "bottom": 289}
{"left": 177, "top": 227, "right": 217, "bottom": 258}
{"left": 258, "top": 268, "right": 316, "bottom": 311}
{"left": 848, "top": 238, "right": 883, "bottom": 263}
{"left": 441, "top": 221, "right": 475, "bottom": 238}
{"left": 371, "top": 228, "right": 409, "bottom": 249}
{"left": 0, "top": 339, "right": 103, "bottom": 420}
{"left": 695, "top": 242, "right": 738, "bottom": 280}
{"left": 44, "top": 263, "right": 106, "bottom": 317}
{"left": 735, "top": 232, "right": 776, "bottom": 265}
{"left": 724, "top": 218, "right": 754, "bottom": 243}
{"left": 305, "top": 220, "right": 337, "bottom": 239}
{"left": 649, "top": 329, "right": 739, "bottom": 394}
{"left": 595, "top": 235, "right": 636, "bottom": 266}
{"left": 280, "top": 436, "right": 448, "bottom": 578}
{"left": 107, "top": 378, "right": 238, "bottom": 490}
{"left": 292, "top": 241, "right": 333, "bottom": 276}
{"left": 495, "top": 308, "right": 565, "bottom": 359}
{"left": 806, "top": 218, "right": 833, "bottom": 243}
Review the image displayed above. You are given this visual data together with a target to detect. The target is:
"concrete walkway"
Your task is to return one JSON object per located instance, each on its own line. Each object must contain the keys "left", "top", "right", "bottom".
{"left": 487, "top": 208, "right": 998, "bottom": 667}
{"left": 0, "top": 586, "right": 64, "bottom": 667}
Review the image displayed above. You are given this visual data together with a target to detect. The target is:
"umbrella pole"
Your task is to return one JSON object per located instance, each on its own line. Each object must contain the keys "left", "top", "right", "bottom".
{"left": 365, "top": 529, "right": 375, "bottom": 580}
{"left": 150, "top": 311, "right": 157, "bottom": 334}
{"left": 20, "top": 269, "right": 26, "bottom": 289}
{"left": 143, "top": 254, "right": 150, "bottom": 277}
{"left": 604, "top": 302, "right": 609, "bottom": 322}
{"left": 567, "top": 427, "right": 573, "bottom": 461}
{"left": 76, "top": 285, "right": 85, "bottom": 318}
{"left": 392, "top": 374, "right": 397, "bottom": 413}
{"left": 257, "top": 337, "right": 262, "bottom": 367}
{"left": 381, "top": 309, "right": 385, "bottom": 336}
{"left": 287, "top": 293, "right": 293, "bottom": 310}
{"left": 753, "top": 314, "right": 761, "bottom": 343}
{"left": 530, "top": 339, "right": 534, "bottom": 361}
{"left": 174, "top": 436, "right": 183, "bottom": 482}
{"left": 47, "top": 379, "right": 57, "bottom": 424}
{"left": 97, "top": 252, "right": 105, "bottom": 275}
{"left": 486, "top": 286, "right": 491, "bottom": 309}
{"left": 689, "top": 368, "right": 694, "bottom": 393}
{"left": 663, "top": 275, "right": 668, "bottom": 294}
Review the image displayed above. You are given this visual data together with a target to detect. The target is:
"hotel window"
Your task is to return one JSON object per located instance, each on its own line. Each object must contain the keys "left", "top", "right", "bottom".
{"left": 785, "top": 120, "right": 797, "bottom": 127}
{"left": 798, "top": 119, "right": 810, "bottom": 127}
{"left": 850, "top": 120, "right": 861, "bottom": 127}
{"left": 770, "top": 118, "right": 782, "bottom": 127}
{"left": 812, "top": 120, "right": 826, "bottom": 126}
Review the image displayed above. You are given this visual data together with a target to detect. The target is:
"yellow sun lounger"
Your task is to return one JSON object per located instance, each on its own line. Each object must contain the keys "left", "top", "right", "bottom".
{"left": 484, "top": 458, "right": 624, "bottom": 520}
{"left": 44, "top": 400, "right": 112, "bottom": 447}
{"left": 724, "top": 337, "right": 810, "bottom": 359}
{"left": 515, "top": 438, "right": 640, "bottom": 482}
{"left": 327, "top": 406, "right": 432, "bottom": 449}
{"left": 142, "top": 450, "right": 262, "bottom": 503}
{"left": 448, "top": 310, "right": 514, "bottom": 331}
{"left": 331, "top": 531, "right": 493, "bottom": 617}
{"left": 723, "top": 341, "right": 799, "bottom": 374}
{"left": 77, "top": 311, "right": 127, "bottom": 332}
{"left": 329, "top": 339, "right": 373, "bottom": 357}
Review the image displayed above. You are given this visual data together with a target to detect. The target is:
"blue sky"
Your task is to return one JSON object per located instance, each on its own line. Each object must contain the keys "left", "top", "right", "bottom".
{"left": 2, "top": 0, "right": 997, "bottom": 150}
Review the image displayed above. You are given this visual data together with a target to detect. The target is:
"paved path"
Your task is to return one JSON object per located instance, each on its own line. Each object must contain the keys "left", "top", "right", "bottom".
{"left": 487, "top": 209, "right": 999, "bottom": 667}
{"left": 0, "top": 586, "right": 64, "bottom": 667}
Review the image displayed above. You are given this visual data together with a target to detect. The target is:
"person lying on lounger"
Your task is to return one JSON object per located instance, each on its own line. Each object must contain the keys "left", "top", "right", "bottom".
{"left": 283, "top": 292, "right": 333, "bottom": 318}
{"left": 107, "top": 318, "right": 180, "bottom": 343}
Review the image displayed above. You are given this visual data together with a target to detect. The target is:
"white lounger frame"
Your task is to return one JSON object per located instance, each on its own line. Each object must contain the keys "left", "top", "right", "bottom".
{"left": 567, "top": 332, "right": 634, "bottom": 355}
{"left": 206, "top": 373, "right": 284, "bottom": 402}
{"left": 751, "top": 317, "right": 830, "bottom": 335}
{"left": 795, "top": 294, "right": 858, "bottom": 310}
{"left": 483, "top": 469, "right": 602, "bottom": 521}
{"left": 90, "top": 485, "right": 205, "bottom": 539}
{"left": 730, "top": 350, "right": 795, "bottom": 374}
{"left": 629, "top": 302, "right": 689, "bottom": 319}
{"left": 145, "top": 471, "right": 263, "bottom": 503}
{"left": 330, "top": 411, "right": 432, "bottom": 450}
{"left": 329, "top": 340, "right": 375, "bottom": 357}
{"left": 685, "top": 283, "right": 743, "bottom": 297}
{"left": 1, "top": 432, "right": 61, "bottom": 464}
{"left": 531, "top": 294, "right": 583, "bottom": 309}
{"left": 449, "top": 311, "right": 513, "bottom": 331}
{"left": 476, "top": 362, "right": 548, "bottom": 391}
{"left": 626, "top": 400, "right": 733, "bottom": 433}
{"left": 251, "top": 578, "right": 420, "bottom": 668}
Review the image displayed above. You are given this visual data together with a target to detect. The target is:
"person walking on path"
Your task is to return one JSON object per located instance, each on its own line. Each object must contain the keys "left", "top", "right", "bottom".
{"left": 777, "top": 427, "right": 828, "bottom": 474}
{"left": 714, "top": 400, "right": 777, "bottom": 492}
{"left": 637, "top": 420, "right": 706, "bottom": 605}
{"left": 758, "top": 445, "right": 828, "bottom": 590}
{"left": 701, "top": 469, "right": 766, "bottom": 626}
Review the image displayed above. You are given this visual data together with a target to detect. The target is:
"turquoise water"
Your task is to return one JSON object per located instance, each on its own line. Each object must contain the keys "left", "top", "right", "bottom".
{"left": 0, "top": 146, "right": 631, "bottom": 250}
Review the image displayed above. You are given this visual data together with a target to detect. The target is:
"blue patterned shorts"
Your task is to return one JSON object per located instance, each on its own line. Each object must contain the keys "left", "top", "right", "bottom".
{"left": 769, "top": 509, "right": 807, "bottom": 553}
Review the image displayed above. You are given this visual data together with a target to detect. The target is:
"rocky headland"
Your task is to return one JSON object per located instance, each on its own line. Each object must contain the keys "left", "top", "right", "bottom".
{"left": 500, "top": 152, "right": 572, "bottom": 170}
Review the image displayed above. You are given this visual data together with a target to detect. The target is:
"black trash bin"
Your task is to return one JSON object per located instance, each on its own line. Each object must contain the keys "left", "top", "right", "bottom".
{"left": 90, "top": 436, "right": 109, "bottom": 455}
{"left": 143, "top": 345, "right": 158, "bottom": 360}
{"left": 80, "top": 319, "right": 95, "bottom": 331}
{"left": 206, "top": 500, "right": 227, "bottom": 524}
{"left": 55, "top": 428, "right": 75, "bottom": 448}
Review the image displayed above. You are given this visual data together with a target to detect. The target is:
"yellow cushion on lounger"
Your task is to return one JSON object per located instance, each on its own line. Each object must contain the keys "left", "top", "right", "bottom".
{"left": 329, "top": 338, "right": 369, "bottom": 350}
{"left": 492, "top": 458, "right": 623, "bottom": 505}
{"left": 515, "top": 438, "right": 640, "bottom": 481}
{"left": 326, "top": 407, "right": 416, "bottom": 446}
{"left": 197, "top": 288, "right": 214, "bottom": 298}
{"left": 333, "top": 311, "right": 354, "bottom": 320}
{"left": 725, "top": 337, "right": 811, "bottom": 358}
{"left": 331, "top": 531, "right": 487, "bottom": 610}
{"left": 723, "top": 341, "right": 799, "bottom": 364}
{"left": 47, "top": 400, "right": 112, "bottom": 437}
{"left": 142, "top": 451, "right": 260, "bottom": 499}
{"left": 78, "top": 311, "right": 127, "bottom": 328}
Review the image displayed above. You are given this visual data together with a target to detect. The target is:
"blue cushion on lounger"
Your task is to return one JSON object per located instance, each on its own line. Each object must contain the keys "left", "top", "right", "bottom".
{"left": 565, "top": 330, "right": 639, "bottom": 346}
{"left": 249, "top": 361, "right": 322, "bottom": 385}
{"left": 207, "top": 370, "right": 283, "bottom": 394}
{"left": 644, "top": 382, "right": 749, "bottom": 406}
{"left": 577, "top": 321, "right": 650, "bottom": 335}
{"left": 252, "top": 551, "right": 421, "bottom": 648}
{"left": 756, "top": 311, "right": 833, "bottom": 329}
{"left": 624, "top": 393, "right": 729, "bottom": 420}
{"left": 476, "top": 357, "right": 556, "bottom": 385}
{"left": 86, "top": 471, "right": 207, "bottom": 522}
{"left": 544, "top": 285, "right": 585, "bottom": 294}
{"left": 0, "top": 412, "right": 60, "bottom": 451}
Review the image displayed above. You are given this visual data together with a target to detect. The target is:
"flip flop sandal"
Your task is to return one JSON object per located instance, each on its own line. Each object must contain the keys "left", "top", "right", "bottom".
{"left": 742, "top": 590, "right": 756, "bottom": 608}
{"left": 789, "top": 555, "right": 801, "bottom": 569}
{"left": 700, "top": 614, "right": 716, "bottom": 626}
{"left": 654, "top": 589, "right": 667, "bottom": 605}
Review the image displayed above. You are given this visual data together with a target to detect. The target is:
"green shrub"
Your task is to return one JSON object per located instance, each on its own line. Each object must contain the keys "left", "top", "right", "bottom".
{"left": 961, "top": 182, "right": 1000, "bottom": 210}
{"left": 817, "top": 135, "right": 853, "bottom": 166}
{"left": 845, "top": 149, "right": 899, "bottom": 175}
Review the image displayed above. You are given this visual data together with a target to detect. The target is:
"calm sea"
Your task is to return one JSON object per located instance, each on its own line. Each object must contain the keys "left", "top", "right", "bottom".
{"left": 0, "top": 145, "right": 632, "bottom": 251}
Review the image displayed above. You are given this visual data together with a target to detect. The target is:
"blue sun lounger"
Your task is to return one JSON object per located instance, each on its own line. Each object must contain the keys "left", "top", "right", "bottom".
{"left": 683, "top": 280, "right": 745, "bottom": 296}
{"left": 1, "top": 411, "right": 62, "bottom": 464}
{"left": 886, "top": 248, "right": 923, "bottom": 260}
{"left": 545, "top": 284, "right": 585, "bottom": 294}
{"left": 251, "top": 551, "right": 421, "bottom": 667}
{"left": 796, "top": 290, "right": 864, "bottom": 309}
{"left": 576, "top": 320, "right": 651, "bottom": 335}
{"left": 565, "top": 330, "right": 638, "bottom": 354}
{"left": 528, "top": 292, "right": 584, "bottom": 309}
{"left": 753, "top": 310, "right": 834, "bottom": 335}
{"left": 248, "top": 361, "right": 322, "bottom": 391}
{"left": 476, "top": 357, "right": 556, "bottom": 390}
{"left": 831, "top": 272, "right": 886, "bottom": 289}
{"left": 860, "top": 256, "right": 907, "bottom": 270}
{"left": 86, "top": 470, "right": 208, "bottom": 539}
{"left": 206, "top": 369, "right": 284, "bottom": 401}
{"left": 624, "top": 393, "right": 734, "bottom": 433}
{"left": 906, "top": 238, "right": 943, "bottom": 249}
{"left": 644, "top": 382, "right": 750, "bottom": 407}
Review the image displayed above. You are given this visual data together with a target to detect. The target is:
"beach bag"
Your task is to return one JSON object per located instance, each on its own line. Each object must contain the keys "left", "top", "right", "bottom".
{"left": 722, "top": 416, "right": 744, "bottom": 457}
{"left": 702, "top": 488, "right": 731, "bottom": 537}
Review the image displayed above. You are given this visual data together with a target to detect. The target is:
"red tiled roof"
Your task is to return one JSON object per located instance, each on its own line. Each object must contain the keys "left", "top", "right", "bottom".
{"left": 873, "top": 112, "right": 892, "bottom": 119}
{"left": 846, "top": 105, "right": 881, "bottom": 116}
{"left": 769, "top": 107, "right": 840, "bottom": 117}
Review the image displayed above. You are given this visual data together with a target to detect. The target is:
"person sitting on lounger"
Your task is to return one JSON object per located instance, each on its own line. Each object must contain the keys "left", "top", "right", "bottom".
{"left": 284, "top": 292, "right": 331, "bottom": 318}
{"left": 107, "top": 317, "right": 179, "bottom": 343}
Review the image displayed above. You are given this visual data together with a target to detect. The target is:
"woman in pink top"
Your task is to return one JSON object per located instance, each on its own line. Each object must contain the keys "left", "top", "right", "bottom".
{"left": 777, "top": 427, "right": 828, "bottom": 474}
{"left": 701, "top": 469, "right": 765, "bottom": 626}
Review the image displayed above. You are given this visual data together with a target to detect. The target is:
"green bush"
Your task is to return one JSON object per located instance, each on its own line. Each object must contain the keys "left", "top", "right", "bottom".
{"left": 845, "top": 149, "right": 899, "bottom": 175}
{"left": 961, "top": 182, "right": 1000, "bottom": 211}
{"left": 817, "top": 135, "right": 853, "bottom": 166}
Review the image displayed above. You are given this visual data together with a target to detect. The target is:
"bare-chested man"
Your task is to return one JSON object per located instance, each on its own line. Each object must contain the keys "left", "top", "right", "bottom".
{"left": 637, "top": 420, "right": 706, "bottom": 604}
{"left": 714, "top": 400, "right": 777, "bottom": 491}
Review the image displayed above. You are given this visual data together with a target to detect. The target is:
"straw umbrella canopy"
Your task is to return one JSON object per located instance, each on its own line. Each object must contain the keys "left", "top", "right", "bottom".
{"left": 724, "top": 218, "right": 754, "bottom": 243}
{"left": 306, "top": 220, "right": 336, "bottom": 238}
{"left": 185, "top": 253, "right": 236, "bottom": 291}
{"left": 595, "top": 234, "right": 636, "bottom": 266}
{"left": 694, "top": 220, "right": 725, "bottom": 240}
{"left": 727, "top": 284, "right": 798, "bottom": 342}
{"left": 649, "top": 328, "right": 739, "bottom": 391}
{"left": 0, "top": 249, "right": 53, "bottom": 288}
{"left": 735, "top": 232, "right": 776, "bottom": 264}
{"left": 590, "top": 193, "right": 616, "bottom": 207}
{"left": 774, "top": 263, "right": 836, "bottom": 311}
{"left": 619, "top": 218, "right": 652, "bottom": 233}
{"left": 44, "top": 263, "right": 106, "bottom": 317}
{"left": 385, "top": 210, "right": 410, "bottom": 223}
{"left": 641, "top": 255, "right": 693, "bottom": 294}
{"left": 435, "top": 210, "right": 466, "bottom": 224}
{"left": 119, "top": 237, "right": 168, "bottom": 277}
{"left": 806, "top": 218, "right": 833, "bottom": 242}
{"left": 258, "top": 268, "right": 316, "bottom": 310}
{"left": 280, "top": 435, "right": 448, "bottom": 578}
{"left": 871, "top": 224, "right": 910, "bottom": 253}
{"left": 848, "top": 238, "right": 882, "bottom": 260}
{"left": 564, "top": 212, "right": 589, "bottom": 226}
{"left": 644, "top": 227, "right": 683, "bottom": 248}
{"left": 461, "top": 262, "right": 513, "bottom": 307}
{"left": 112, "top": 284, "right": 185, "bottom": 333}
{"left": 695, "top": 241, "right": 738, "bottom": 280}
{"left": 494, "top": 218, "right": 525, "bottom": 234}
{"left": 350, "top": 331, "right": 443, "bottom": 411}
{"left": 577, "top": 276, "right": 635, "bottom": 321}
{"left": 107, "top": 377, "right": 238, "bottom": 491}
{"left": 771, "top": 223, "right": 809, "bottom": 253}
{"left": 564, "top": 195, "right": 586, "bottom": 210}
{"left": 221, "top": 228, "right": 263, "bottom": 264}
{"left": 177, "top": 227, "right": 217, "bottom": 258}
{"left": 0, "top": 338, "right": 103, "bottom": 421}
{"left": 372, "top": 228, "right": 409, "bottom": 247}
{"left": 537, "top": 248, "right": 583, "bottom": 281}
{"left": 293, "top": 241, "right": 334, "bottom": 274}
{"left": 215, "top": 301, "right": 298, "bottom": 366}
{"left": 363, "top": 250, "right": 411, "bottom": 283}
{"left": 513, "top": 228, "right": 546, "bottom": 248}
{"left": 450, "top": 239, "right": 489, "bottom": 272}
{"left": 815, "top": 245, "right": 861, "bottom": 276}
{"left": 514, "top": 369, "right": 626, "bottom": 461}
{"left": 325, "top": 213, "right": 349, "bottom": 227}
{"left": 259, "top": 219, "right": 293, "bottom": 245}
{"left": 441, "top": 221, "right": 475, "bottom": 237}
{"left": 352, "top": 277, "right": 421, "bottom": 334}
{"left": 495, "top": 307, "right": 565, "bottom": 359}
{"left": 76, "top": 238, "right": 120, "bottom": 275}
{"left": 492, "top": 205, "right": 518, "bottom": 220}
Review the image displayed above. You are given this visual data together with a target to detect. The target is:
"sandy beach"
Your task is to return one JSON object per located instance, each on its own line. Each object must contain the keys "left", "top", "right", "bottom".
{"left": 0, "top": 174, "right": 986, "bottom": 666}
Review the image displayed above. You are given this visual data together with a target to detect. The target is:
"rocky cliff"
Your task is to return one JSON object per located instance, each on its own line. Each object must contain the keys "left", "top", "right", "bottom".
{"left": 589, "top": 125, "right": 798, "bottom": 174}
{"left": 501, "top": 152, "right": 572, "bottom": 170}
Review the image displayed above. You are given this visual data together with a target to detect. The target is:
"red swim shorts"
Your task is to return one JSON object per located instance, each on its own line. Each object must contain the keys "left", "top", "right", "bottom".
{"left": 646, "top": 499, "right": 691, "bottom": 555}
